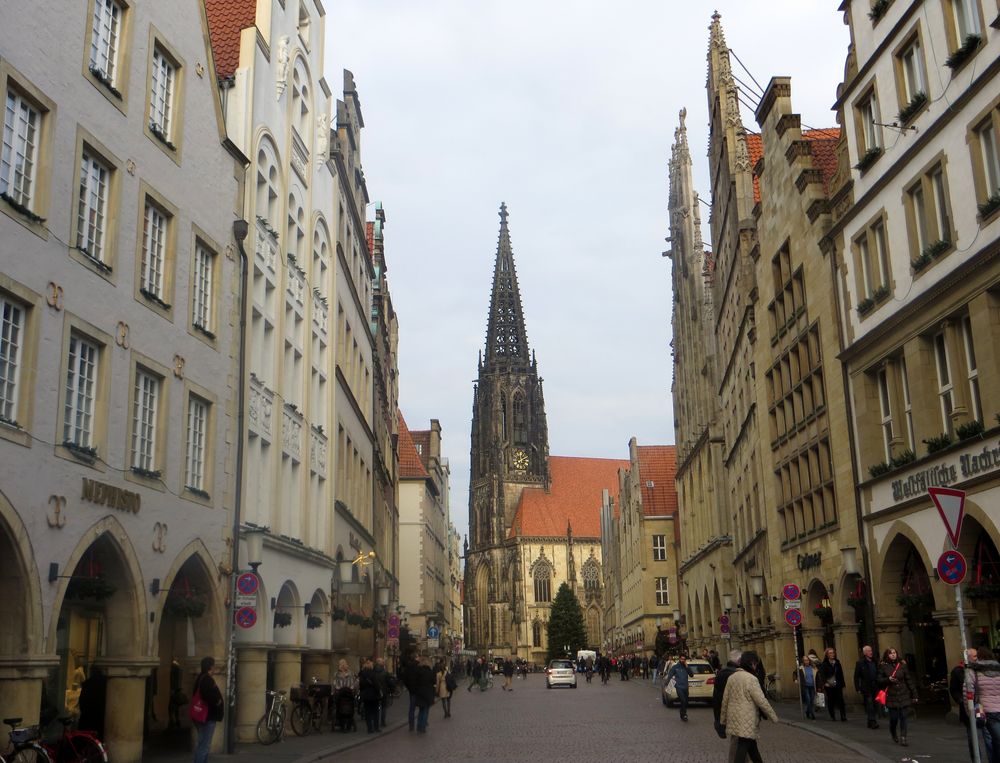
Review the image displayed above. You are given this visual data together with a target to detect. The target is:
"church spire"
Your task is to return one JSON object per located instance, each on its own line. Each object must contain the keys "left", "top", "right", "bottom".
{"left": 484, "top": 203, "right": 531, "bottom": 370}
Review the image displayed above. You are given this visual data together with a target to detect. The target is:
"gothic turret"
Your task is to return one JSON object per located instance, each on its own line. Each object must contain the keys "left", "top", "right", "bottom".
{"left": 484, "top": 203, "right": 532, "bottom": 371}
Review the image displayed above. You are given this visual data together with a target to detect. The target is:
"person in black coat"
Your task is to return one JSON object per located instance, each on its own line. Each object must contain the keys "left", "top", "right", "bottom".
{"left": 820, "top": 647, "right": 848, "bottom": 722}
{"left": 192, "top": 657, "right": 224, "bottom": 763}
{"left": 854, "top": 645, "right": 880, "bottom": 729}
{"left": 413, "top": 657, "right": 436, "bottom": 734}
{"left": 401, "top": 657, "right": 421, "bottom": 731}
{"left": 358, "top": 658, "right": 381, "bottom": 733}
{"left": 77, "top": 667, "right": 107, "bottom": 740}
{"left": 712, "top": 649, "right": 742, "bottom": 739}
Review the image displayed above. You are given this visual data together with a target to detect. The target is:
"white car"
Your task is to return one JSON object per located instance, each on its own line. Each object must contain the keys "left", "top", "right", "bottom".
{"left": 546, "top": 659, "right": 578, "bottom": 689}
{"left": 662, "top": 659, "right": 716, "bottom": 706}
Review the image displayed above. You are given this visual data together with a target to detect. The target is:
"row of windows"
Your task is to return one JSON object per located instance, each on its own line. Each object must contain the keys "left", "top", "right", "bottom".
{"left": 766, "top": 324, "right": 827, "bottom": 445}
{"left": 0, "top": 297, "right": 213, "bottom": 496}
{"left": 774, "top": 438, "right": 837, "bottom": 544}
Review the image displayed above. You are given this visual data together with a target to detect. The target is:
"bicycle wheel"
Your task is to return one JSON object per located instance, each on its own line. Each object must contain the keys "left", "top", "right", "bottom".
{"left": 290, "top": 704, "right": 310, "bottom": 737}
{"left": 256, "top": 715, "right": 278, "bottom": 745}
{"left": 11, "top": 746, "right": 50, "bottom": 763}
{"left": 67, "top": 736, "right": 107, "bottom": 763}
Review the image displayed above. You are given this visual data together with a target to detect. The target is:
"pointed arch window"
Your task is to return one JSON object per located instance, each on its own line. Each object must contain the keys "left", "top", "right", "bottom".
{"left": 500, "top": 393, "right": 507, "bottom": 439}
{"left": 532, "top": 620, "right": 542, "bottom": 647}
{"left": 533, "top": 562, "right": 551, "bottom": 603}
{"left": 582, "top": 559, "right": 601, "bottom": 591}
{"left": 513, "top": 394, "right": 526, "bottom": 443}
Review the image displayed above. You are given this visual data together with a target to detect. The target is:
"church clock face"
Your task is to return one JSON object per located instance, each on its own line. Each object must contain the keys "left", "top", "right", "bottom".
{"left": 512, "top": 448, "right": 529, "bottom": 470}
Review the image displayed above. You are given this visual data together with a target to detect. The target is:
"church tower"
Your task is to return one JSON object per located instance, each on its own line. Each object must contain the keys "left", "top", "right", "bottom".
{"left": 465, "top": 203, "right": 549, "bottom": 651}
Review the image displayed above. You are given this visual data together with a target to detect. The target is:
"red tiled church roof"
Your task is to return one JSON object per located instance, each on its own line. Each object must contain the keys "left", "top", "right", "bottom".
{"left": 508, "top": 456, "right": 629, "bottom": 540}
{"left": 204, "top": 0, "right": 257, "bottom": 79}
{"left": 410, "top": 430, "right": 431, "bottom": 471}
{"left": 636, "top": 445, "right": 678, "bottom": 517}
{"left": 397, "top": 411, "right": 428, "bottom": 479}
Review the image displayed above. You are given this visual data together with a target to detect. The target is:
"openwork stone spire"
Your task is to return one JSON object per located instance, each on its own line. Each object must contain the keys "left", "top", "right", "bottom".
{"left": 484, "top": 202, "right": 531, "bottom": 370}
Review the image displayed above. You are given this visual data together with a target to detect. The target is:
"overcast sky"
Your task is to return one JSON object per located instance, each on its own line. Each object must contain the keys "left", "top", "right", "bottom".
{"left": 324, "top": 2, "right": 850, "bottom": 544}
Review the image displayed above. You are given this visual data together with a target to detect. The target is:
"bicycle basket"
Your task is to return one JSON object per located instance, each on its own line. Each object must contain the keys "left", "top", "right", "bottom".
{"left": 10, "top": 726, "right": 40, "bottom": 744}
{"left": 289, "top": 684, "right": 306, "bottom": 702}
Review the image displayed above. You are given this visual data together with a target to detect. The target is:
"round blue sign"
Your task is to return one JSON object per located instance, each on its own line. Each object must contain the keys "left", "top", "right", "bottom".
{"left": 237, "top": 572, "right": 259, "bottom": 596}
{"left": 785, "top": 609, "right": 802, "bottom": 627}
{"left": 427, "top": 626, "right": 440, "bottom": 638}
{"left": 937, "top": 550, "right": 968, "bottom": 586}
{"left": 782, "top": 584, "right": 801, "bottom": 601}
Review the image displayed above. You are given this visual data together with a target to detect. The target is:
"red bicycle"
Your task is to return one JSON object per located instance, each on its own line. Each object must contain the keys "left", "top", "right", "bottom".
{"left": 40, "top": 718, "right": 107, "bottom": 763}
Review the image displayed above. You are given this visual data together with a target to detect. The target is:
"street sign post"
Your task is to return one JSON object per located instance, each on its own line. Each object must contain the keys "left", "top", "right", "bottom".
{"left": 937, "top": 550, "right": 968, "bottom": 586}
{"left": 235, "top": 606, "right": 257, "bottom": 629}
{"left": 782, "top": 584, "right": 801, "bottom": 601}
{"left": 928, "top": 486, "right": 966, "bottom": 548}
{"left": 783, "top": 599, "right": 802, "bottom": 610}
{"left": 785, "top": 609, "right": 802, "bottom": 627}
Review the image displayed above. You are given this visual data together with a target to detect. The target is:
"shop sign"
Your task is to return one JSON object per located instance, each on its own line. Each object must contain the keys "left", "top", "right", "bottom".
{"left": 888, "top": 437, "right": 1000, "bottom": 503}
{"left": 797, "top": 551, "right": 822, "bottom": 571}
{"left": 81, "top": 478, "right": 141, "bottom": 514}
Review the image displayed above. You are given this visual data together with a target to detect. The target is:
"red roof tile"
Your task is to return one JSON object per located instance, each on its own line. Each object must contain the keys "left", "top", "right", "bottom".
{"left": 205, "top": 0, "right": 257, "bottom": 80}
{"left": 804, "top": 129, "right": 841, "bottom": 195}
{"left": 365, "top": 222, "right": 375, "bottom": 257}
{"left": 410, "top": 430, "right": 431, "bottom": 470}
{"left": 397, "top": 411, "right": 428, "bottom": 479}
{"left": 746, "top": 133, "right": 764, "bottom": 203}
{"left": 508, "top": 456, "right": 629, "bottom": 540}
{"left": 635, "top": 446, "right": 678, "bottom": 517}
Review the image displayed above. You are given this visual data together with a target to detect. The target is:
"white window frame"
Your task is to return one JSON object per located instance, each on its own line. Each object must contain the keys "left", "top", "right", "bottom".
{"left": 89, "top": 0, "right": 122, "bottom": 86}
{"left": 859, "top": 91, "right": 881, "bottom": 152}
{"left": 131, "top": 369, "right": 159, "bottom": 472}
{"left": 900, "top": 357, "right": 915, "bottom": 451}
{"left": 0, "top": 296, "right": 24, "bottom": 424}
{"left": 192, "top": 243, "right": 214, "bottom": 333}
{"left": 64, "top": 336, "right": 99, "bottom": 448}
{"left": 185, "top": 395, "right": 208, "bottom": 491}
{"left": 655, "top": 577, "right": 670, "bottom": 606}
{"left": 979, "top": 121, "right": 1000, "bottom": 195}
{"left": 141, "top": 200, "right": 167, "bottom": 298}
{"left": 934, "top": 332, "right": 955, "bottom": 436}
{"left": 962, "top": 316, "right": 982, "bottom": 422}
{"left": 911, "top": 182, "right": 929, "bottom": 252}
{"left": 952, "top": 0, "right": 982, "bottom": 39}
{"left": 1, "top": 89, "right": 40, "bottom": 210}
{"left": 651, "top": 534, "right": 666, "bottom": 562}
{"left": 149, "top": 47, "right": 175, "bottom": 139}
{"left": 76, "top": 150, "right": 110, "bottom": 262}
{"left": 900, "top": 38, "right": 926, "bottom": 102}
{"left": 877, "top": 368, "right": 893, "bottom": 460}
{"left": 931, "top": 167, "right": 952, "bottom": 244}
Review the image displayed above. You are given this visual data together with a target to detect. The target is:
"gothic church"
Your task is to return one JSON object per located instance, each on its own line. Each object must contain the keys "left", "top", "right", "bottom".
{"left": 463, "top": 205, "right": 626, "bottom": 664}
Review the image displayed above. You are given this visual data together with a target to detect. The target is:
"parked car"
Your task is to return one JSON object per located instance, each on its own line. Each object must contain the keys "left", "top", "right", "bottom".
{"left": 661, "top": 659, "right": 715, "bottom": 706}
{"left": 546, "top": 658, "right": 578, "bottom": 689}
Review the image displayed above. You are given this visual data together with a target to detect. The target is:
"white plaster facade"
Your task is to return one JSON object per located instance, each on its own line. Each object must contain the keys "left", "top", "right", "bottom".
{"left": 0, "top": 0, "right": 244, "bottom": 758}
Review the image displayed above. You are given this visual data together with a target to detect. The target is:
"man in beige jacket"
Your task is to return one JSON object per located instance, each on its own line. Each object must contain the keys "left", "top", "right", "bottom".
{"left": 720, "top": 651, "right": 779, "bottom": 763}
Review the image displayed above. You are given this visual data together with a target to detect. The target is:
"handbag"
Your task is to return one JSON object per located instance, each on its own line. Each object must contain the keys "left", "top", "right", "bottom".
{"left": 666, "top": 676, "right": 677, "bottom": 693}
{"left": 189, "top": 686, "right": 209, "bottom": 724}
{"left": 876, "top": 663, "right": 901, "bottom": 706}
{"left": 815, "top": 691, "right": 826, "bottom": 709}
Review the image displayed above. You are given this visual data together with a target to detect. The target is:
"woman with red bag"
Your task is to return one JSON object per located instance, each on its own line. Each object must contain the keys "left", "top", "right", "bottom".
{"left": 877, "top": 648, "right": 917, "bottom": 747}
{"left": 192, "top": 656, "right": 225, "bottom": 763}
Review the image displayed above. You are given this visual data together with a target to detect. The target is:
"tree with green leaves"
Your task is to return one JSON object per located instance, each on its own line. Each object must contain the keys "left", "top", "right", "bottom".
{"left": 546, "top": 582, "right": 588, "bottom": 659}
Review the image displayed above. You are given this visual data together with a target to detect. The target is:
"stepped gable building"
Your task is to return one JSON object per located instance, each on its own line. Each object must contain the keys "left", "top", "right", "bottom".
{"left": 464, "top": 204, "right": 621, "bottom": 663}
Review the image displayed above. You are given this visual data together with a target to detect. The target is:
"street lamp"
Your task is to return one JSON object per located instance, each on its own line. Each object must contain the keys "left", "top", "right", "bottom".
{"left": 722, "top": 594, "right": 734, "bottom": 613}
{"left": 245, "top": 528, "right": 265, "bottom": 573}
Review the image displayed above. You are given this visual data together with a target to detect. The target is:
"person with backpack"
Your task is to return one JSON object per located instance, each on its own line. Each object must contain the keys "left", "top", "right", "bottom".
{"left": 437, "top": 661, "right": 456, "bottom": 718}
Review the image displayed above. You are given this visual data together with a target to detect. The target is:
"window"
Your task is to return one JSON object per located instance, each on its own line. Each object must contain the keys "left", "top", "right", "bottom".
{"left": 907, "top": 162, "right": 952, "bottom": 255}
{"left": 0, "top": 296, "right": 24, "bottom": 424}
{"left": 962, "top": 316, "right": 982, "bottom": 422}
{"left": 512, "top": 394, "right": 526, "bottom": 443}
{"left": 185, "top": 395, "right": 208, "bottom": 492}
{"left": 877, "top": 367, "right": 893, "bottom": 459}
{"left": 140, "top": 199, "right": 167, "bottom": 301}
{"left": 192, "top": 243, "right": 214, "bottom": 334}
{"left": 2, "top": 88, "right": 40, "bottom": 210}
{"left": 655, "top": 577, "right": 669, "bottom": 606}
{"left": 951, "top": 0, "right": 982, "bottom": 39}
{"left": 76, "top": 151, "right": 110, "bottom": 263}
{"left": 131, "top": 369, "right": 159, "bottom": 472}
{"left": 64, "top": 336, "right": 99, "bottom": 448}
{"left": 975, "top": 118, "right": 1000, "bottom": 210}
{"left": 855, "top": 88, "right": 882, "bottom": 155}
{"left": 533, "top": 563, "right": 551, "bottom": 603}
{"left": 900, "top": 357, "right": 915, "bottom": 450}
{"left": 858, "top": 218, "right": 890, "bottom": 297}
{"left": 898, "top": 36, "right": 927, "bottom": 105}
{"left": 532, "top": 620, "right": 542, "bottom": 648}
{"left": 934, "top": 332, "right": 955, "bottom": 436}
{"left": 89, "top": 0, "right": 122, "bottom": 87}
{"left": 652, "top": 534, "right": 666, "bottom": 561}
{"left": 149, "top": 47, "right": 175, "bottom": 141}
{"left": 297, "top": 1, "right": 311, "bottom": 47}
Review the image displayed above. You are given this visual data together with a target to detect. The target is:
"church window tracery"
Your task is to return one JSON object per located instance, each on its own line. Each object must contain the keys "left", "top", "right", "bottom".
{"left": 513, "top": 394, "right": 526, "bottom": 444}
{"left": 582, "top": 558, "right": 601, "bottom": 591}
{"left": 532, "top": 619, "right": 542, "bottom": 647}
{"left": 532, "top": 558, "right": 552, "bottom": 603}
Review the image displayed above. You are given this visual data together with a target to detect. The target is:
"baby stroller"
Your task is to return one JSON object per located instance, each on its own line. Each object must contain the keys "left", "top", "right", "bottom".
{"left": 333, "top": 687, "right": 356, "bottom": 732}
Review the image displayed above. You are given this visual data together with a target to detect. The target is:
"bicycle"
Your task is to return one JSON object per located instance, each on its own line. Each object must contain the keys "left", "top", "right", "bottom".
{"left": 1, "top": 718, "right": 50, "bottom": 763}
{"left": 256, "top": 690, "right": 287, "bottom": 745}
{"left": 41, "top": 717, "right": 107, "bottom": 763}
{"left": 289, "top": 683, "right": 328, "bottom": 737}
{"left": 765, "top": 673, "right": 779, "bottom": 702}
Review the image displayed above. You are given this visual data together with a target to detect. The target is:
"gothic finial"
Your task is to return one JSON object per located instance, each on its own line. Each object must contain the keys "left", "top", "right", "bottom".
{"left": 499, "top": 202, "right": 508, "bottom": 225}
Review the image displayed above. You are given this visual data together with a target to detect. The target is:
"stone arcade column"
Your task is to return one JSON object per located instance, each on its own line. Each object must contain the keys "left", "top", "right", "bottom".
{"left": 235, "top": 646, "right": 268, "bottom": 742}
{"left": 873, "top": 617, "right": 908, "bottom": 657}
{"left": 935, "top": 607, "right": 977, "bottom": 671}
{"left": 0, "top": 658, "right": 56, "bottom": 749}
{"left": 303, "top": 650, "right": 331, "bottom": 684}
{"left": 272, "top": 648, "right": 303, "bottom": 696}
{"left": 101, "top": 658, "right": 158, "bottom": 763}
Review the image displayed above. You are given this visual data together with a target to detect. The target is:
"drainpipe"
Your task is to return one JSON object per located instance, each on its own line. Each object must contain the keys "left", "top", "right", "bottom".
{"left": 225, "top": 218, "right": 250, "bottom": 753}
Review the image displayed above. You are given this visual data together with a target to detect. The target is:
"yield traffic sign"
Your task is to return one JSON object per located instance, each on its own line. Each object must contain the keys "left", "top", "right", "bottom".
{"left": 937, "top": 550, "right": 968, "bottom": 586}
{"left": 929, "top": 487, "right": 966, "bottom": 547}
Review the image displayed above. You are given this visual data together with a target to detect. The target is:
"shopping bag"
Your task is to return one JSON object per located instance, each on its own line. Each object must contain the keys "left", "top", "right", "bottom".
{"left": 815, "top": 691, "right": 826, "bottom": 709}
{"left": 874, "top": 689, "right": 887, "bottom": 706}
{"left": 189, "top": 688, "right": 209, "bottom": 724}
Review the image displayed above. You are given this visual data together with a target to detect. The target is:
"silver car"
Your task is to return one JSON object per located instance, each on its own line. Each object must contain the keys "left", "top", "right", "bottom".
{"left": 546, "top": 659, "right": 578, "bottom": 689}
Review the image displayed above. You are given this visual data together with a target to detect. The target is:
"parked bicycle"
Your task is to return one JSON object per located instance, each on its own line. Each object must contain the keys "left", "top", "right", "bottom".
{"left": 256, "top": 690, "right": 287, "bottom": 745}
{"left": 1, "top": 718, "right": 49, "bottom": 763}
{"left": 41, "top": 717, "right": 107, "bottom": 763}
{"left": 289, "top": 682, "right": 329, "bottom": 737}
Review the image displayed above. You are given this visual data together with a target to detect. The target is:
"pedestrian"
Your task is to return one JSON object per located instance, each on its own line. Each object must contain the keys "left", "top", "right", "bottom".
{"left": 819, "top": 647, "right": 847, "bottom": 722}
{"left": 969, "top": 645, "right": 1000, "bottom": 763}
{"left": 77, "top": 667, "right": 107, "bottom": 740}
{"left": 709, "top": 650, "right": 722, "bottom": 671}
{"left": 373, "top": 657, "right": 391, "bottom": 729}
{"left": 401, "top": 656, "right": 420, "bottom": 731}
{"left": 878, "top": 646, "right": 918, "bottom": 747}
{"left": 414, "top": 657, "right": 436, "bottom": 734}
{"left": 478, "top": 658, "right": 490, "bottom": 691}
{"left": 720, "top": 651, "right": 778, "bottom": 763}
{"left": 712, "top": 649, "right": 742, "bottom": 739}
{"left": 642, "top": 656, "right": 650, "bottom": 680}
{"left": 191, "top": 657, "right": 224, "bottom": 763}
{"left": 807, "top": 649, "right": 820, "bottom": 668}
{"left": 436, "top": 661, "right": 456, "bottom": 718}
{"left": 502, "top": 658, "right": 514, "bottom": 691}
{"left": 665, "top": 654, "right": 695, "bottom": 722}
{"left": 468, "top": 657, "right": 481, "bottom": 692}
{"left": 951, "top": 648, "right": 979, "bottom": 761}
{"left": 797, "top": 655, "right": 817, "bottom": 720}
{"left": 854, "top": 644, "right": 880, "bottom": 729}
{"left": 358, "top": 658, "right": 381, "bottom": 734}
